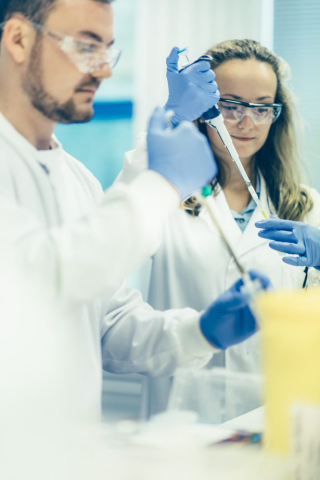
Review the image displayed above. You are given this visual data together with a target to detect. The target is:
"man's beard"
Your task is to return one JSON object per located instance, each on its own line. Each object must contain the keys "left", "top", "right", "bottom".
{"left": 22, "top": 39, "right": 96, "bottom": 124}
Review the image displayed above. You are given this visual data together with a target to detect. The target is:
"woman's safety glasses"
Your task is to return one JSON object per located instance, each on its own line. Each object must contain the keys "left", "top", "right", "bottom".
{"left": 219, "top": 98, "right": 283, "bottom": 125}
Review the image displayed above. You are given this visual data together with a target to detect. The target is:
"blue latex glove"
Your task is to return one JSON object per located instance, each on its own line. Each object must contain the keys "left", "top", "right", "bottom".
{"left": 256, "top": 216, "right": 320, "bottom": 268}
{"left": 165, "top": 46, "right": 220, "bottom": 126}
{"left": 147, "top": 107, "right": 218, "bottom": 201}
{"left": 200, "top": 270, "right": 272, "bottom": 350}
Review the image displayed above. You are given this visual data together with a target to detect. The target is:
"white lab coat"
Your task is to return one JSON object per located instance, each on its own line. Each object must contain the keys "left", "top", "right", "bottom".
{"left": 120, "top": 133, "right": 320, "bottom": 417}
{"left": 0, "top": 114, "right": 216, "bottom": 422}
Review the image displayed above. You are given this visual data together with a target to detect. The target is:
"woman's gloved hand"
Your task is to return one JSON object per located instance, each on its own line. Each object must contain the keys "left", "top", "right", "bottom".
{"left": 200, "top": 270, "right": 272, "bottom": 350}
{"left": 256, "top": 216, "right": 320, "bottom": 268}
{"left": 147, "top": 107, "right": 218, "bottom": 201}
{"left": 165, "top": 46, "right": 220, "bottom": 126}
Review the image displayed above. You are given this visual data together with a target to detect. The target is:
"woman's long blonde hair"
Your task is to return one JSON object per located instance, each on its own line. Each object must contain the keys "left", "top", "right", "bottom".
{"left": 186, "top": 39, "right": 312, "bottom": 221}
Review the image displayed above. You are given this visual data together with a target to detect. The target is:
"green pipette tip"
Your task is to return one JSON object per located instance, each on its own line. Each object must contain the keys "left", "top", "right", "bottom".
{"left": 201, "top": 185, "right": 213, "bottom": 197}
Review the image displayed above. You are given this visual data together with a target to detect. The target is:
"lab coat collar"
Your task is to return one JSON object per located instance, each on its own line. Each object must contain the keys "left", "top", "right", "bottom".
{"left": 235, "top": 174, "right": 274, "bottom": 258}
{"left": 35, "top": 136, "right": 64, "bottom": 173}
{"left": 200, "top": 174, "right": 273, "bottom": 258}
{"left": 0, "top": 112, "right": 63, "bottom": 171}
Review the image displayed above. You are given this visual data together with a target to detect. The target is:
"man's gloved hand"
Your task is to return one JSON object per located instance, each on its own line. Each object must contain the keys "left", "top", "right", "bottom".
{"left": 200, "top": 270, "right": 272, "bottom": 350}
{"left": 256, "top": 216, "right": 320, "bottom": 268}
{"left": 165, "top": 46, "right": 220, "bottom": 126}
{"left": 147, "top": 107, "right": 218, "bottom": 201}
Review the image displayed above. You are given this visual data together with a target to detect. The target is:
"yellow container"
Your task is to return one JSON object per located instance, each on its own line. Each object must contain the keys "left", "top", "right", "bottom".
{"left": 257, "top": 288, "right": 320, "bottom": 454}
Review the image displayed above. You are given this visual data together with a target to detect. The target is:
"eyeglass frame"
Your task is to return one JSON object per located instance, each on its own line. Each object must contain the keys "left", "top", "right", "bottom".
{"left": 218, "top": 97, "right": 283, "bottom": 124}
{"left": 0, "top": 19, "right": 122, "bottom": 74}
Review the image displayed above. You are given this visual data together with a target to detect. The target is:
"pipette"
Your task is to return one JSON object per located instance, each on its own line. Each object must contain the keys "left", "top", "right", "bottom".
{"left": 178, "top": 51, "right": 268, "bottom": 220}
{"left": 194, "top": 185, "right": 264, "bottom": 301}
{"left": 202, "top": 103, "right": 268, "bottom": 220}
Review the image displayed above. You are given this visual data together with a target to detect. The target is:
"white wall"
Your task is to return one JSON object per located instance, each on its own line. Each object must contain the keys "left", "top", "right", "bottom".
{"left": 133, "top": 0, "right": 274, "bottom": 134}
{"left": 273, "top": 0, "right": 320, "bottom": 189}
{"left": 96, "top": 0, "right": 136, "bottom": 101}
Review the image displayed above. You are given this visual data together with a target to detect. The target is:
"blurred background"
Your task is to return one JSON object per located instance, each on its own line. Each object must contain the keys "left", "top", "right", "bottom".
{"left": 54, "top": 0, "right": 320, "bottom": 422}
{"left": 55, "top": 0, "right": 320, "bottom": 191}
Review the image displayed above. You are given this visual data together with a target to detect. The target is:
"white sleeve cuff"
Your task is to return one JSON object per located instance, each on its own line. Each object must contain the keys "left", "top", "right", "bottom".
{"left": 176, "top": 311, "right": 220, "bottom": 358}
{"left": 308, "top": 267, "right": 320, "bottom": 287}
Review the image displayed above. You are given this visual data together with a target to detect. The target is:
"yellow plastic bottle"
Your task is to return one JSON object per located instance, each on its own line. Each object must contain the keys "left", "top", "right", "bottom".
{"left": 257, "top": 288, "right": 320, "bottom": 454}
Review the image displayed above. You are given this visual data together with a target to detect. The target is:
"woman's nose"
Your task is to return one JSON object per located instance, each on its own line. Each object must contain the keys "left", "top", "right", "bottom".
{"left": 238, "top": 113, "right": 254, "bottom": 129}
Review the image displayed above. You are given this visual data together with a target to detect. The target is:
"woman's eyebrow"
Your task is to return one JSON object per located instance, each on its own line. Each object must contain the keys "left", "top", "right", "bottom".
{"left": 221, "top": 94, "right": 242, "bottom": 99}
{"left": 256, "top": 95, "right": 274, "bottom": 101}
{"left": 221, "top": 94, "right": 275, "bottom": 102}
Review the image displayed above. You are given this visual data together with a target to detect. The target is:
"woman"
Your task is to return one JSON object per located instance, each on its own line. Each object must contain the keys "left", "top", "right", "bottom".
{"left": 121, "top": 39, "right": 320, "bottom": 417}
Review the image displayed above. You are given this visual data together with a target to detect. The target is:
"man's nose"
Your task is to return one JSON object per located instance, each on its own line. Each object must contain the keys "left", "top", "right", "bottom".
{"left": 91, "top": 62, "right": 113, "bottom": 80}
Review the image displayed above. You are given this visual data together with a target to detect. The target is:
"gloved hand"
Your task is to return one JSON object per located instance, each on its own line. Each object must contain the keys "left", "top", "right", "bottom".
{"left": 165, "top": 46, "right": 220, "bottom": 126}
{"left": 200, "top": 270, "right": 272, "bottom": 350}
{"left": 147, "top": 107, "right": 218, "bottom": 201}
{"left": 256, "top": 216, "right": 320, "bottom": 268}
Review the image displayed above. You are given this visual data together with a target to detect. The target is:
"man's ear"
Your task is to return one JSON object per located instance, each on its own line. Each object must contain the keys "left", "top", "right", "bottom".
{"left": 2, "top": 17, "right": 35, "bottom": 65}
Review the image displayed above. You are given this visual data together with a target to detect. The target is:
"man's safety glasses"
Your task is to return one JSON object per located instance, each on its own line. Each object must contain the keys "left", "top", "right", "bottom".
{"left": 219, "top": 98, "right": 283, "bottom": 125}
{"left": 0, "top": 21, "right": 122, "bottom": 74}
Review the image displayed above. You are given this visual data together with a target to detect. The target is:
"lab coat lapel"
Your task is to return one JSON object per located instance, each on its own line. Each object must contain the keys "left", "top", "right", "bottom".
{"left": 0, "top": 116, "right": 62, "bottom": 227}
{"left": 236, "top": 175, "right": 273, "bottom": 257}
{"left": 200, "top": 186, "right": 243, "bottom": 250}
{"left": 199, "top": 177, "right": 274, "bottom": 257}
{"left": 6, "top": 140, "right": 62, "bottom": 227}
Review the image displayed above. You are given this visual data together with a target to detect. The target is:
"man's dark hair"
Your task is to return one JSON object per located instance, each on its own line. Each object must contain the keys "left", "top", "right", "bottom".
{"left": 0, "top": 0, "right": 113, "bottom": 38}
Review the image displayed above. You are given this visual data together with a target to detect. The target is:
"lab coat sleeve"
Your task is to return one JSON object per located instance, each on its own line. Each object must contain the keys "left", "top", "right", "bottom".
{"left": 304, "top": 186, "right": 320, "bottom": 286}
{"left": 101, "top": 284, "right": 217, "bottom": 377}
{"left": 117, "top": 132, "right": 148, "bottom": 185}
{"left": 0, "top": 170, "right": 180, "bottom": 303}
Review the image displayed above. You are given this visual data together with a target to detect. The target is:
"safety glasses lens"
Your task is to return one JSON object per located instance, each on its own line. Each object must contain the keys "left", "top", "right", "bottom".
{"left": 62, "top": 37, "right": 121, "bottom": 74}
{"left": 219, "top": 101, "right": 282, "bottom": 125}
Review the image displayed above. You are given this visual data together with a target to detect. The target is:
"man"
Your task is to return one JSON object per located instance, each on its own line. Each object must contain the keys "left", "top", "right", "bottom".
{"left": 0, "top": 0, "right": 270, "bottom": 421}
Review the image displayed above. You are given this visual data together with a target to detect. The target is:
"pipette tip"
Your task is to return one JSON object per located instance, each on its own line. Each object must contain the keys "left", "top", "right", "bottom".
{"left": 164, "top": 110, "right": 175, "bottom": 129}
{"left": 177, "top": 47, "right": 190, "bottom": 63}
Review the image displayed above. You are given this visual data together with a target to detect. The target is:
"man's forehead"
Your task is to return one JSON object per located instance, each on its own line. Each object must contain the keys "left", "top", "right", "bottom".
{"left": 51, "top": 0, "right": 113, "bottom": 17}
{"left": 47, "top": 0, "right": 114, "bottom": 40}
{"left": 48, "top": 0, "right": 113, "bottom": 24}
